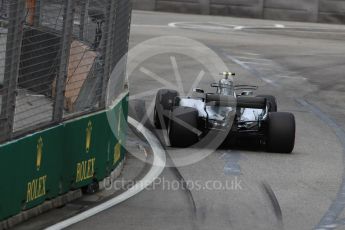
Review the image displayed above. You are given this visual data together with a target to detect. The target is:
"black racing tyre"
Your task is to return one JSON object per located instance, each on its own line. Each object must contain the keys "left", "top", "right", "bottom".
{"left": 154, "top": 89, "right": 179, "bottom": 129}
{"left": 266, "top": 112, "right": 295, "bottom": 153}
{"left": 169, "top": 107, "right": 199, "bottom": 147}
{"left": 257, "top": 95, "right": 277, "bottom": 112}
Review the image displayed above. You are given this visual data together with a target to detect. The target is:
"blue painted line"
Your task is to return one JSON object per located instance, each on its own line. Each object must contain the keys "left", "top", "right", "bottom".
{"left": 224, "top": 162, "right": 241, "bottom": 176}
{"left": 296, "top": 99, "right": 345, "bottom": 230}
{"left": 222, "top": 151, "right": 242, "bottom": 176}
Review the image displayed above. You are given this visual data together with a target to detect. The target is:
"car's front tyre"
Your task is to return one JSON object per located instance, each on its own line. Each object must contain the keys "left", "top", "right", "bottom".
{"left": 169, "top": 107, "right": 199, "bottom": 147}
{"left": 154, "top": 89, "right": 179, "bottom": 129}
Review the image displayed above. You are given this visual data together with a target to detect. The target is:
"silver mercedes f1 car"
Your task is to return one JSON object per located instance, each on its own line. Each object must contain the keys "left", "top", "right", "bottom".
{"left": 154, "top": 72, "right": 296, "bottom": 153}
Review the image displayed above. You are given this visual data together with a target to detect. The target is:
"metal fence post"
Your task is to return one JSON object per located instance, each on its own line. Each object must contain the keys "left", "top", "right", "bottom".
{"left": 313, "top": 0, "right": 320, "bottom": 22}
{"left": 99, "top": 0, "right": 117, "bottom": 108}
{"left": 111, "top": 0, "right": 132, "bottom": 70}
{"left": 79, "top": 0, "right": 89, "bottom": 40}
{"left": 33, "top": 0, "right": 42, "bottom": 27}
{"left": 199, "top": 0, "right": 210, "bottom": 15}
{"left": 52, "top": 0, "right": 76, "bottom": 122}
{"left": 260, "top": 0, "right": 265, "bottom": 18}
{"left": 26, "top": 0, "right": 42, "bottom": 26}
{"left": 0, "top": 0, "right": 26, "bottom": 142}
{"left": 107, "top": 0, "right": 132, "bottom": 99}
{"left": 0, "top": 0, "right": 9, "bottom": 18}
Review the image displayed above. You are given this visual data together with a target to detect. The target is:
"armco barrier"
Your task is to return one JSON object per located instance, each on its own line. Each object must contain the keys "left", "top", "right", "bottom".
{"left": 0, "top": 93, "right": 128, "bottom": 221}
{"left": 133, "top": 0, "right": 345, "bottom": 24}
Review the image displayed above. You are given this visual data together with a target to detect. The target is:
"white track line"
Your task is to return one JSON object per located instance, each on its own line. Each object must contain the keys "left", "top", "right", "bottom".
{"left": 45, "top": 117, "right": 166, "bottom": 230}
{"left": 274, "top": 24, "right": 285, "bottom": 28}
{"left": 168, "top": 22, "right": 177, "bottom": 28}
{"left": 168, "top": 22, "right": 235, "bottom": 30}
{"left": 132, "top": 24, "right": 169, "bottom": 28}
{"left": 242, "top": 61, "right": 272, "bottom": 66}
{"left": 234, "top": 26, "right": 244, "bottom": 30}
{"left": 242, "top": 52, "right": 260, "bottom": 56}
{"left": 236, "top": 56, "right": 272, "bottom": 62}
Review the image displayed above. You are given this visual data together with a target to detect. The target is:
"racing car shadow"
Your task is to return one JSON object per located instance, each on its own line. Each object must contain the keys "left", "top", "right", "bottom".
{"left": 218, "top": 137, "right": 267, "bottom": 152}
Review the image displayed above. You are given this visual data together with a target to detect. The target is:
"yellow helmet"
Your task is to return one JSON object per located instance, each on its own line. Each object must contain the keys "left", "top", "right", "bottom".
{"left": 220, "top": 71, "right": 235, "bottom": 79}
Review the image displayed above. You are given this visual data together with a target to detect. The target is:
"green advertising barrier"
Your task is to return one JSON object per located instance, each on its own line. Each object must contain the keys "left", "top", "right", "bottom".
{"left": 0, "top": 93, "right": 128, "bottom": 221}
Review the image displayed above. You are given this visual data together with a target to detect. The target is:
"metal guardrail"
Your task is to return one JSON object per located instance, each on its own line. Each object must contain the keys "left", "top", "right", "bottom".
{"left": 133, "top": 0, "right": 345, "bottom": 24}
{"left": 0, "top": 0, "right": 132, "bottom": 142}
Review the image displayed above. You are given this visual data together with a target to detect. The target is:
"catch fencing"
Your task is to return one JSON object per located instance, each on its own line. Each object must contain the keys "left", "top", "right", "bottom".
{"left": 0, "top": 0, "right": 132, "bottom": 143}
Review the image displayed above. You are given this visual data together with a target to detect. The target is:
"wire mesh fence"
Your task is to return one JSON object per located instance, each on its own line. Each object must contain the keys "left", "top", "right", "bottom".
{"left": 0, "top": 0, "right": 132, "bottom": 142}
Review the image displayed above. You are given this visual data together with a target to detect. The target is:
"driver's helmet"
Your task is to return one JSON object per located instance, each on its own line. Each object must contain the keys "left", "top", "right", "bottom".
{"left": 217, "top": 78, "right": 234, "bottom": 96}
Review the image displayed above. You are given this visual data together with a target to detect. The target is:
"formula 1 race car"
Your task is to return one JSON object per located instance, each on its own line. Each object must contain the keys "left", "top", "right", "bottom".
{"left": 153, "top": 72, "right": 296, "bottom": 153}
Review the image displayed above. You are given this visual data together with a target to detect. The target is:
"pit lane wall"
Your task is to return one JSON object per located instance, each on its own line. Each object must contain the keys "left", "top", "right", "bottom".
{"left": 0, "top": 93, "right": 128, "bottom": 221}
{"left": 133, "top": 0, "right": 345, "bottom": 24}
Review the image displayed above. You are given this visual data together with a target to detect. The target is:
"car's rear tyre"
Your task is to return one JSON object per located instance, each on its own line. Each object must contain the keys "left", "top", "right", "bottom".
{"left": 257, "top": 95, "right": 277, "bottom": 112}
{"left": 267, "top": 112, "right": 295, "bottom": 153}
{"left": 154, "top": 89, "right": 179, "bottom": 129}
{"left": 169, "top": 107, "right": 199, "bottom": 147}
